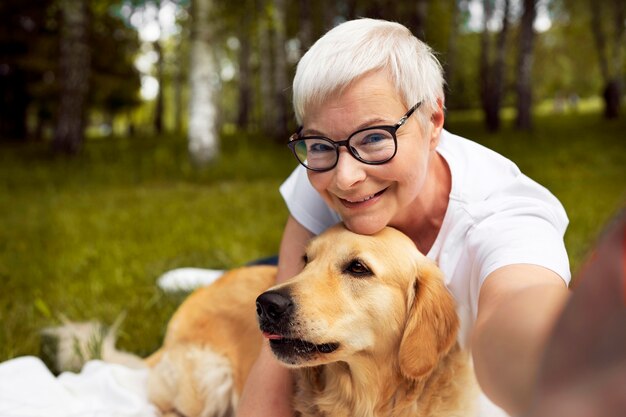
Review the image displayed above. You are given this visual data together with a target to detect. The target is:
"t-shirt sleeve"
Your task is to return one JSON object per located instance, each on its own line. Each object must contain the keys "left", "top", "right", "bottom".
{"left": 467, "top": 175, "right": 571, "bottom": 291}
{"left": 279, "top": 165, "right": 341, "bottom": 235}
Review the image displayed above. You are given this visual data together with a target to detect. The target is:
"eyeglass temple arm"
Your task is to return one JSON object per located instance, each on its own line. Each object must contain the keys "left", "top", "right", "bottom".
{"left": 395, "top": 102, "right": 422, "bottom": 127}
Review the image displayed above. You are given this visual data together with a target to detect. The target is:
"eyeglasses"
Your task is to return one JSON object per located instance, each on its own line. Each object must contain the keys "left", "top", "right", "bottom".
{"left": 287, "top": 102, "right": 421, "bottom": 172}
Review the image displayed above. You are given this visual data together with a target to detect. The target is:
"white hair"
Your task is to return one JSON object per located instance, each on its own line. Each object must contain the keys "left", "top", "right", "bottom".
{"left": 293, "top": 18, "right": 444, "bottom": 127}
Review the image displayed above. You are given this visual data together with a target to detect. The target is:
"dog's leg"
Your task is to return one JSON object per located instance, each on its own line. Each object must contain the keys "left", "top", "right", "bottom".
{"left": 147, "top": 345, "right": 237, "bottom": 417}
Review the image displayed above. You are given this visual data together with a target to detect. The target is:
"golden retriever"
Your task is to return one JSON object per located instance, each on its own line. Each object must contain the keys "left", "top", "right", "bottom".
{"left": 146, "top": 224, "right": 476, "bottom": 417}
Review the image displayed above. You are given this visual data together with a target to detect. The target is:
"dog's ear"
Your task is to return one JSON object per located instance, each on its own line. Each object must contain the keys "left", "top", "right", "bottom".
{"left": 398, "top": 259, "right": 459, "bottom": 380}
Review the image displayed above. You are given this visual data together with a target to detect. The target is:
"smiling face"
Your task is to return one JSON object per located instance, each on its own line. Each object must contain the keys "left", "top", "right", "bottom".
{"left": 302, "top": 71, "right": 445, "bottom": 236}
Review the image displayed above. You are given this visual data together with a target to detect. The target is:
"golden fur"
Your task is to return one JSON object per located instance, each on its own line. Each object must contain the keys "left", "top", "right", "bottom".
{"left": 146, "top": 224, "right": 476, "bottom": 417}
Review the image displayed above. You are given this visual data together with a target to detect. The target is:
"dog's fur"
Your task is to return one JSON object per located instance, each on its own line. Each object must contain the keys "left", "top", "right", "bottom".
{"left": 146, "top": 225, "right": 476, "bottom": 417}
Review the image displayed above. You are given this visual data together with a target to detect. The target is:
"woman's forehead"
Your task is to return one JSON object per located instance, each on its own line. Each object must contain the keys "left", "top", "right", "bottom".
{"left": 302, "top": 75, "right": 406, "bottom": 136}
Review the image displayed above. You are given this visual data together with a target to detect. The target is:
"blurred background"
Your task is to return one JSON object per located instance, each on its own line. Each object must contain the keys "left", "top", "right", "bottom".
{"left": 0, "top": 0, "right": 624, "bottom": 363}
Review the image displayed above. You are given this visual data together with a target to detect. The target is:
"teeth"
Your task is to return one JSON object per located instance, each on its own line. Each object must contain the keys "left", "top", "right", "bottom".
{"left": 347, "top": 193, "right": 376, "bottom": 203}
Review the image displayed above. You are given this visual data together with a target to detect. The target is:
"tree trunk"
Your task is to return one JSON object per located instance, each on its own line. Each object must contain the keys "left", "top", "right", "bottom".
{"left": 188, "top": 0, "right": 218, "bottom": 164}
{"left": 299, "top": 0, "right": 313, "bottom": 51}
{"left": 237, "top": 4, "right": 252, "bottom": 130}
{"left": 411, "top": 0, "right": 429, "bottom": 41}
{"left": 173, "top": 41, "right": 184, "bottom": 134}
{"left": 605, "top": 0, "right": 624, "bottom": 119}
{"left": 515, "top": 0, "right": 537, "bottom": 130}
{"left": 480, "top": 0, "right": 509, "bottom": 132}
{"left": 590, "top": 0, "right": 625, "bottom": 119}
{"left": 154, "top": 36, "right": 165, "bottom": 134}
{"left": 257, "top": 0, "right": 274, "bottom": 137}
{"left": 272, "top": 0, "right": 289, "bottom": 141}
{"left": 444, "top": 0, "right": 461, "bottom": 94}
{"left": 0, "top": 70, "right": 29, "bottom": 141}
{"left": 479, "top": 0, "right": 493, "bottom": 125}
{"left": 322, "top": 0, "right": 337, "bottom": 32}
{"left": 53, "top": 0, "right": 90, "bottom": 154}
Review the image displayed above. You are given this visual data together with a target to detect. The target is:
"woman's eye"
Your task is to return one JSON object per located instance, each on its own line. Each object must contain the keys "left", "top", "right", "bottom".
{"left": 362, "top": 133, "right": 386, "bottom": 144}
{"left": 345, "top": 259, "right": 372, "bottom": 277}
{"left": 309, "top": 142, "right": 334, "bottom": 153}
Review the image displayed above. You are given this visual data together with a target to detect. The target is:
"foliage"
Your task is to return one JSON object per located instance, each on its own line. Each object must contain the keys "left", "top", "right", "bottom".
{"left": 1, "top": 106, "right": 625, "bottom": 362}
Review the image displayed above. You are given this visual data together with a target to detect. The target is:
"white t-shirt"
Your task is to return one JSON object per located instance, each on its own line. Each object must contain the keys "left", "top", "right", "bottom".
{"left": 280, "top": 129, "right": 571, "bottom": 416}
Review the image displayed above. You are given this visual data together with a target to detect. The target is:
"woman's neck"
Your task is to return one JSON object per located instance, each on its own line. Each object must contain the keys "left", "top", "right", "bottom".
{"left": 397, "top": 151, "right": 451, "bottom": 254}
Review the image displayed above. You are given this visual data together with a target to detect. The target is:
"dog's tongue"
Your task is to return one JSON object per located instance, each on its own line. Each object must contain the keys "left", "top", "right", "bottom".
{"left": 263, "top": 332, "right": 283, "bottom": 340}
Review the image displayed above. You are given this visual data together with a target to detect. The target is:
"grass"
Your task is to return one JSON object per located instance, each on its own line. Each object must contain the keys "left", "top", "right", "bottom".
{"left": 0, "top": 132, "right": 296, "bottom": 361}
{"left": 1, "top": 106, "right": 625, "bottom": 363}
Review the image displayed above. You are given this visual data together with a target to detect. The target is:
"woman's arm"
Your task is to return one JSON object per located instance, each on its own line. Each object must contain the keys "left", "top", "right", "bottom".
{"left": 236, "top": 215, "right": 315, "bottom": 417}
{"left": 472, "top": 264, "right": 569, "bottom": 415}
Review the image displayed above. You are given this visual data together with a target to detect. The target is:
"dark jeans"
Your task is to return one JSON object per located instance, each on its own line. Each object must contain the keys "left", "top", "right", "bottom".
{"left": 247, "top": 255, "right": 279, "bottom": 266}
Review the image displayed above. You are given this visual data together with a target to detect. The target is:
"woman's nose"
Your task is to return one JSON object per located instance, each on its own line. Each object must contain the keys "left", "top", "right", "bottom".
{"left": 333, "top": 148, "right": 366, "bottom": 190}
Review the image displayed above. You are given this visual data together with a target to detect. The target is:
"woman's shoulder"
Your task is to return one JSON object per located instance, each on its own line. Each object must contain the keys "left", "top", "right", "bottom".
{"left": 439, "top": 130, "right": 566, "bottom": 224}
{"left": 438, "top": 130, "right": 524, "bottom": 203}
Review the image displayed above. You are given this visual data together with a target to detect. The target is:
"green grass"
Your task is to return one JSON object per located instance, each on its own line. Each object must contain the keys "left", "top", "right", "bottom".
{"left": 1, "top": 107, "right": 625, "bottom": 363}
{"left": 0, "top": 133, "right": 296, "bottom": 360}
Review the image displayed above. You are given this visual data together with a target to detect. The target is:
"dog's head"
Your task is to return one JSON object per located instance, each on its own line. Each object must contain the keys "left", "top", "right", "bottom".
{"left": 256, "top": 224, "right": 458, "bottom": 379}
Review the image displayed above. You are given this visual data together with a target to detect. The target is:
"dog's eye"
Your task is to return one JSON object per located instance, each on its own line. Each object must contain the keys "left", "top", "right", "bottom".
{"left": 302, "top": 254, "right": 308, "bottom": 265}
{"left": 344, "top": 259, "right": 372, "bottom": 277}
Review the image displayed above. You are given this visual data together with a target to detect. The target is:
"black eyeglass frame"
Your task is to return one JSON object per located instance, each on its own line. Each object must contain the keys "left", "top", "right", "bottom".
{"left": 287, "top": 102, "right": 422, "bottom": 172}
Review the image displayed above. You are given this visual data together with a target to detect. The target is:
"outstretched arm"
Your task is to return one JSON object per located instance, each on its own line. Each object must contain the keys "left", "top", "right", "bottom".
{"left": 472, "top": 264, "right": 569, "bottom": 415}
{"left": 237, "top": 216, "right": 314, "bottom": 417}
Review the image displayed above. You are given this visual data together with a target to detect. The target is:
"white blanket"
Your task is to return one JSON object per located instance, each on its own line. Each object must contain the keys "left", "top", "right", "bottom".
{"left": 0, "top": 356, "right": 157, "bottom": 417}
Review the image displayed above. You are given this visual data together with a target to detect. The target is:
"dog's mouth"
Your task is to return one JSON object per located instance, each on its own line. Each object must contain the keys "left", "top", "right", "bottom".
{"left": 263, "top": 332, "right": 339, "bottom": 363}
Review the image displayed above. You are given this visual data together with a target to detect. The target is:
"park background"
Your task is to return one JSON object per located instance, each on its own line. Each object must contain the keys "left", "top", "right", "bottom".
{"left": 1, "top": 0, "right": 625, "bottom": 364}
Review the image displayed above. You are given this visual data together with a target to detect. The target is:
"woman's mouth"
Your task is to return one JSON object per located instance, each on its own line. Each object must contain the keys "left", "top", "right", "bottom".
{"left": 339, "top": 188, "right": 387, "bottom": 209}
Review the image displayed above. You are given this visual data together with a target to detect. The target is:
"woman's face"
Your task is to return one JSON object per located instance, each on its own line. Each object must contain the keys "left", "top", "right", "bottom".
{"left": 302, "top": 71, "right": 444, "bottom": 235}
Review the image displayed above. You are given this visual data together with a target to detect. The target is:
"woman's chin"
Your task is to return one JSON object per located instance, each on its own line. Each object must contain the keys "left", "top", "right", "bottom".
{"left": 341, "top": 217, "right": 388, "bottom": 236}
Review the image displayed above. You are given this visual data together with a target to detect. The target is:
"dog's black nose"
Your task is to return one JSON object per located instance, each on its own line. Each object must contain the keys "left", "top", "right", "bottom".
{"left": 256, "top": 291, "right": 293, "bottom": 324}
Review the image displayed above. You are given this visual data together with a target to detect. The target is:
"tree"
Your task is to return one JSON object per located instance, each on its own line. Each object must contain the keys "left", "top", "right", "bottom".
{"left": 187, "top": 0, "right": 218, "bottom": 163}
{"left": 515, "top": 0, "right": 538, "bottom": 130}
{"left": 589, "top": 0, "right": 625, "bottom": 119}
{"left": 444, "top": 0, "right": 469, "bottom": 99}
{"left": 0, "top": 0, "right": 53, "bottom": 141}
{"left": 153, "top": 0, "right": 165, "bottom": 134}
{"left": 479, "top": 0, "right": 511, "bottom": 132}
{"left": 257, "top": 0, "right": 274, "bottom": 137}
{"left": 53, "top": 0, "right": 91, "bottom": 154}
{"left": 411, "top": 0, "right": 429, "bottom": 41}
{"left": 272, "top": 0, "right": 289, "bottom": 141}
{"left": 236, "top": 0, "right": 253, "bottom": 130}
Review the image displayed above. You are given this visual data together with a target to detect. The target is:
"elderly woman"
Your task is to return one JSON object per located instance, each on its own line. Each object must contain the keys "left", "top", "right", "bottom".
{"left": 238, "top": 18, "right": 570, "bottom": 417}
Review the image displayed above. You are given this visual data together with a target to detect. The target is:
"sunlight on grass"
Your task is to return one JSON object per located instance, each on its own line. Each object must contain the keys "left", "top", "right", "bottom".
{"left": 1, "top": 109, "right": 625, "bottom": 362}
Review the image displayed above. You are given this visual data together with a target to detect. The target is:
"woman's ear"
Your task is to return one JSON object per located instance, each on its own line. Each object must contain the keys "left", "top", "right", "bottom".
{"left": 398, "top": 259, "right": 458, "bottom": 380}
{"left": 428, "top": 98, "right": 445, "bottom": 150}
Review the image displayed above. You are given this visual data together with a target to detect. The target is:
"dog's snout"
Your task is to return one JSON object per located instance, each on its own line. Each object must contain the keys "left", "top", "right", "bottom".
{"left": 256, "top": 291, "right": 293, "bottom": 324}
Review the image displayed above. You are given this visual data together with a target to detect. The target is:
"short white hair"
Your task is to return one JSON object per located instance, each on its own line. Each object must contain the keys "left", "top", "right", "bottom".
{"left": 293, "top": 18, "right": 445, "bottom": 125}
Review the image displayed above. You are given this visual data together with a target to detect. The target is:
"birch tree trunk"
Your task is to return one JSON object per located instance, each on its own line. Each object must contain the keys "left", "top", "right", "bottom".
{"left": 53, "top": 0, "right": 90, "bottom": 154}
{"left": 515, "top": 0, "right": 537, "bottom": 130}
{"left": 188, "top": 0, "right": 218, "bottom": 164}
